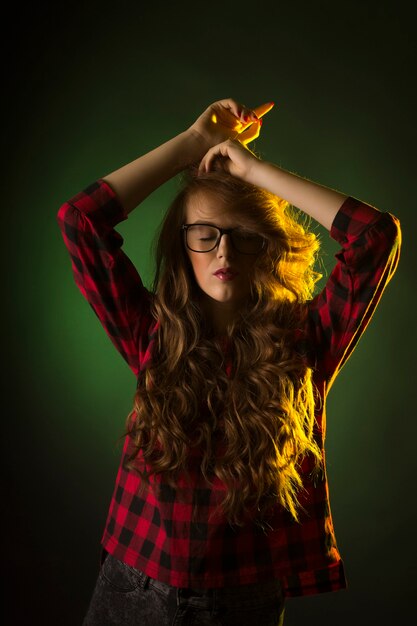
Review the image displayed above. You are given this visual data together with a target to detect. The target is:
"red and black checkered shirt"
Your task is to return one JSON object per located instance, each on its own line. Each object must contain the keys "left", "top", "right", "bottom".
{"left": 57, "top": 178, "right": 401, "bottom": 597}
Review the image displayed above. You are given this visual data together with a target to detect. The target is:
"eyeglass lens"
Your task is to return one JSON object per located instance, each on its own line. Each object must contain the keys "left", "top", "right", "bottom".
{"left": 186, "top": 225, "right": 264, "bottom": 254}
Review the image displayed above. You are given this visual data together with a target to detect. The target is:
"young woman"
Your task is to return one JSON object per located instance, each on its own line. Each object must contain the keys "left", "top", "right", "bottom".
{"left": 57, "top": 98, "right": 401, "bottom": 626}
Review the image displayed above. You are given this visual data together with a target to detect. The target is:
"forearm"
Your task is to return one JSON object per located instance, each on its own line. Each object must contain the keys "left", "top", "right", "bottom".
{"left": 102, "top": 130, "right": 205, "bottom": 215}
{"left": 247, "top": 160, "right": 352, "bottom": 231}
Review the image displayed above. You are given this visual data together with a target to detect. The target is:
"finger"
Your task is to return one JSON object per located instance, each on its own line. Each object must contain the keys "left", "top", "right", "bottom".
{"left": 215, "top": 98, "right": 259, "bottom": 126}
{"left": 236, "top": 102, "right": 274, "bottom": 126}
{"left": 215, "top": 98, "right": 246, "bottom": 123}
{"left": 203, "top": 142, "right": 232, "bottom": 173}
{"left": 213, "top": 98, "right": 274, "bottom": 124}
{"left": 235, "top": 111, "right": 262, "bottom": 135}
{"left": 253, "top": 102, "right": 275, "bottom": 119}
{"left": 239, "top": 119, "right": 262, "bottom": 146}
{"left": 198, "top": 150, "right": 209, "bottom": 174}
{"left": 205, "top": 144, "right": 228, "bottom": 172}
{"left": 210, "top": 107, "right": 242, "bottom": 133}
{"left": 198, "top": 144, "right": 220, "bottom": 174}
{"left": 213, "top": 158, "right": 230, "bottom": 174}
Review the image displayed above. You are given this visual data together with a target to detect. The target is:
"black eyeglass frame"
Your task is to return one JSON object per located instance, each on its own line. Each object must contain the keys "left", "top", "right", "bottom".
{"left": 181, "top": 224, "right": 267, "bottom": 255}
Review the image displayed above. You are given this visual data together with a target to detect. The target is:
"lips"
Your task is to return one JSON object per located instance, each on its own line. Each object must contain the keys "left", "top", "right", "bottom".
{"left": 213, "top": 268, "right": 239, "bottom": 282}
{"left": 214, "top": 268, "right": 239, "bottom": 277}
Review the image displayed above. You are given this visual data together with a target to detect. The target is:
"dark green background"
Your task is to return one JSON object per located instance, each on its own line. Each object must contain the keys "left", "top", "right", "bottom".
{"left": 5, "top": 0, "right": 416, "bottom": 623}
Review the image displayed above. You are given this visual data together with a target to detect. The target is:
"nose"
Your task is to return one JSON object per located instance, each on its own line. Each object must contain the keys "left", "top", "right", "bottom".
{"left": 216, "top": 232, "right": 235, "bottom": 258}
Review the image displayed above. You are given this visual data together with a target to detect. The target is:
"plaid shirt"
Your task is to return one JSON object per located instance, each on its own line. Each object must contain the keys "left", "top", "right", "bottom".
{"left": 57, "top": 178, "right": 401, "bottom": 597}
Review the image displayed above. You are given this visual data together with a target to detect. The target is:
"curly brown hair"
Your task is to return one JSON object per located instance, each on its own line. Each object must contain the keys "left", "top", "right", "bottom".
{"left": 123, "top": 163, "right": 325, "bottom": 530}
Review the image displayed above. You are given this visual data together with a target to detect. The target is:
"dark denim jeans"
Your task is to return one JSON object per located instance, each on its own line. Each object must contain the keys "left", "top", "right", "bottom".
{"left": 83, "top": 552, "right": 286, "bottom": 626}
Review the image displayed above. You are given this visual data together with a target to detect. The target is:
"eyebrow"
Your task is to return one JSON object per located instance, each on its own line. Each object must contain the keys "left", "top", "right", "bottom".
{"left": 188, "top": 221, "right": 248, "bottom": 229}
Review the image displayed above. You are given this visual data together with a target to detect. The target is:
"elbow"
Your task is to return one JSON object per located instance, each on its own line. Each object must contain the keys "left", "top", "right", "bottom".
{"left": 56, "top": 201, "right": 79, "bottom": 231}
{"left": 385, "top": 211, "right": 402, "bottom": 250}
{"left": 56, "top": 201, "right": 69, "bottom": 231}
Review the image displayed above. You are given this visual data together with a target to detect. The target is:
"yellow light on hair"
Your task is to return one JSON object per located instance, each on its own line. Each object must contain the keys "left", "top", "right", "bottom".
{"left": 211, "top": 113, "right": 218, "bottom": 124}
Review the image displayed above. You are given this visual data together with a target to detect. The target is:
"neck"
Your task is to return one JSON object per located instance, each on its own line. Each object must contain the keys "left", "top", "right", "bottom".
{"left": 200, "top": 296, "right": 238, "bottom": 336}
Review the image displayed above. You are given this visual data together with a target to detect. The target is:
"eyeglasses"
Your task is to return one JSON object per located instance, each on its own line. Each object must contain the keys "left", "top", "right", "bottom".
{"left": 181, "top": 224, "right": 266, "bottom": 255}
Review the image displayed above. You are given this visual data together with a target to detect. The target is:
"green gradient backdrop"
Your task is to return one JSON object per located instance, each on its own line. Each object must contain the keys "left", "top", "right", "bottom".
{"left": 5, "top": 1, "right": 416, "bottom": 624}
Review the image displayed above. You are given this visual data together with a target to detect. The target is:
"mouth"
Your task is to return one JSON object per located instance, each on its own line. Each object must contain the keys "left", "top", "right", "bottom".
{"left": 213, "top": 269, "right": 239, "bottom": 281}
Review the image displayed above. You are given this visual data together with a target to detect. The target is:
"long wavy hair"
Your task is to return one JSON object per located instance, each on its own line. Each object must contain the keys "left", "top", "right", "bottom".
{"left": 123, "top": 161, "right": 325, "bottom": 530}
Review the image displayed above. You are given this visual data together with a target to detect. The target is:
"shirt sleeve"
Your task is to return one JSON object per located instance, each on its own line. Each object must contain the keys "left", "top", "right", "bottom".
{"left": 306, "top": 196, "right": 402, "bottom": 388}
{"left": 56, "top": 178, "right": 156, "bottom": 378}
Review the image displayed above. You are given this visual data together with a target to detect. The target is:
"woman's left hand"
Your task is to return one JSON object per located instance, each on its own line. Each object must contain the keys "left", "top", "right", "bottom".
{"left": 198, "top": 138, "right": 260, "bottom": 183}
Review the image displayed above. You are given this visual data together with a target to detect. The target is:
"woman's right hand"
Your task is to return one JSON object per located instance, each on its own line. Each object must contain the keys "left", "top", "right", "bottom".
{"left": 187, "top": 98, "right": 274, "bottom": 152}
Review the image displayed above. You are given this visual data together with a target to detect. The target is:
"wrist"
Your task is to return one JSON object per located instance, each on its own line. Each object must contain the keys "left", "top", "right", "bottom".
{"left": 245, "top": 157, "right": 273, "bottom": 189}
{"left": 183, "top": 128, "right": 211, "bottom": 163}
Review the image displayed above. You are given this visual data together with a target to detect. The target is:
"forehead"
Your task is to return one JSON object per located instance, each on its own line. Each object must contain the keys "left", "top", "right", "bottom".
{"left": 185, "top": 191, "right": 238, "bottom": 226}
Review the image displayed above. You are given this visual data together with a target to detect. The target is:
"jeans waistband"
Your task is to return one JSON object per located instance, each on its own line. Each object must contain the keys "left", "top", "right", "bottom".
{"left": 147, "top": 572, "right": 284, "bottom": 610}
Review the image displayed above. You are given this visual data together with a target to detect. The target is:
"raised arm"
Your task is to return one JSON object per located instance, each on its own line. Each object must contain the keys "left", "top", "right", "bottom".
{"left": 197, "top": 137, "right": 351, "bottom": 231}
{"left": 246, "top": 159, "right": 350, "bottom": 231}
{"left": 102, "top": 98, "right": 272, "bottom": 215}
{"left": 101, "top": 131, "right": 205, "bottom": 215}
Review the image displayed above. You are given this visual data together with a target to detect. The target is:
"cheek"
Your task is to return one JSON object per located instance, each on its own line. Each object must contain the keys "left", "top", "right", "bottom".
{"left": 189, "top": 254, "right": 210, "bottom": 282}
